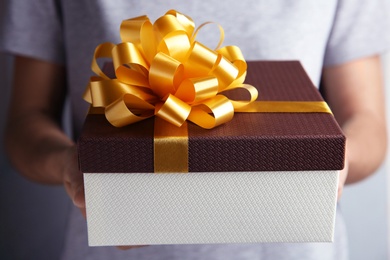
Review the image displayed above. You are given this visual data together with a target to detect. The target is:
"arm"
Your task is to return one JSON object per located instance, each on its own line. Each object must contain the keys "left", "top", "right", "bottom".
{"left": 5, "top": 55, "right": 145, "bottom": 249}
{"left": 321, "top": 55, "right": 387, "bottom": 197}
{"left": 4, "top": 56, "right": 85, "bottom": 210}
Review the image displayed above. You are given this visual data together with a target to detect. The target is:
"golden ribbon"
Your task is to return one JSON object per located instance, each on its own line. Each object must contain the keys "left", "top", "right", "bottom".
{"left": 83, "top": 10, "right": 332, "bottom": 173}
{"left": 84, "top": 10, "right": 259, "bottom": 129}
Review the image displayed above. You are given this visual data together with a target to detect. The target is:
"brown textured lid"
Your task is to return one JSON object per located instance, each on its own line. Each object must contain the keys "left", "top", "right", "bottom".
{"left": 78, "top": 61, "right": 345, "bottom": 173}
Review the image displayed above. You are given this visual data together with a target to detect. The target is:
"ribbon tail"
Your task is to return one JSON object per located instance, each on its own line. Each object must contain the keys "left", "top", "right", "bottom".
{"left": 235, "top": 101, "right": 333, "bottom": 114}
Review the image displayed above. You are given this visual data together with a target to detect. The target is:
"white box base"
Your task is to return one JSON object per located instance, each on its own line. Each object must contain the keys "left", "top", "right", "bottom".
{"left": 84, "top": 171, "right": 338, "bottom": 246}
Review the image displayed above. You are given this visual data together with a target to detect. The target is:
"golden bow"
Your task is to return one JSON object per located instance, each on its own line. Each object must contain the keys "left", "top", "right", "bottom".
{"left": 83, "top": 10, "right": 258, "bottom": 129}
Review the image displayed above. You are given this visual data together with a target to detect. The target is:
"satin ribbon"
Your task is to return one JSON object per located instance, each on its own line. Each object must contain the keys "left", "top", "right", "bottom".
{"left": 84, "top": 10, "right": 259, "bottom": 129}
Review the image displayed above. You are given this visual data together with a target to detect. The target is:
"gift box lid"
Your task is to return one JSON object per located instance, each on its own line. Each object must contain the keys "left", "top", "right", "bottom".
{"left": 78, "top": 61, "right": 345, "bottom": 173}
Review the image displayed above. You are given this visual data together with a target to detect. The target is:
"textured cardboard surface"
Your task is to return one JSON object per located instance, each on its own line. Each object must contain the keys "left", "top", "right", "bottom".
{"left": 84, "top": 171, "right": 339, "bottom": 246}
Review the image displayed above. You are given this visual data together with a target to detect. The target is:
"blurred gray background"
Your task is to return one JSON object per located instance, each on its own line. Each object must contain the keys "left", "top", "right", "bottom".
{"left": 1, "top": 52, "right": 389, "bottom": 260}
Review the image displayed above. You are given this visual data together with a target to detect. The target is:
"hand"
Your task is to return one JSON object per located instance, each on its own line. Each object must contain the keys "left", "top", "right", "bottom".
{"left": 322, "top": 55, "right": 387, "bottom": 185}
{"left": 6, "top": 56, "right": 145, "bottom": 249}
{"left": 61, "top": 145, "right": 147, "bottom": 250}
{"left": 62, "top": 145, "right": 86, "bottom": 217}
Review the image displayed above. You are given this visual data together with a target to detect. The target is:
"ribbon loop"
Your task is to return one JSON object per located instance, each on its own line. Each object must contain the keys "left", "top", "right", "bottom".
{"left": 120, "top": 15, "right": 150, "bottom": 43}
{"left": 91, "top": 42, "right": 116, "bottom": 79}
{"left": 156, "top": 94, "right": 192, "bottom": 127}
{"left": 165, "top": 10, "right": 195, "bottom": 37}
{"left": 184, "top": 42, "right": 219, "bottom": 78}
{"left": 175, "top": 76, "right": 219, "bottom": 104}
{"left": 158, "top": 31, "right": 191, "bottom": 62}
{"left": 105, "top": 96, "right": 154, "bottom": 127}
{"left": 149, "top": 52, "right": 184, "bottom": 99}
{"left": 188, "top": 95, "right": 235, "bottom": 129}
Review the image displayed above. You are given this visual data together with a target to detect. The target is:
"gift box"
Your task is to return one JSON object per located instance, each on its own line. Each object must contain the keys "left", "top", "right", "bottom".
{"left": 78, "top": 60, "right": 345, "bottom": 246}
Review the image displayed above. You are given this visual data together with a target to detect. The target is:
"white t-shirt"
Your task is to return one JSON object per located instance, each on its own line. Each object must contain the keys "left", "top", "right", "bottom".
{"left": 1, "top": 1, "right": 389, "bottom": 259}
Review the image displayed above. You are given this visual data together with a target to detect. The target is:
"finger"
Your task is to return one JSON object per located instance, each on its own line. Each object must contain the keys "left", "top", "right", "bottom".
{"left": 116, "top": 245, "right": 148, "bottom": 250}
{"left": 62, "top": 146, "right": 86, "bottom": 208}
{"left": 73, "top": 179, "right": 86, "bottom": 208}
{"left": 79, "top": 205, "right": 87, "bottom": 219}
{"left": 337, "top": 186, "right": 344, "bottom": 200}
{"left": 64, "top": 177, "right": 84, "bottom": 207}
